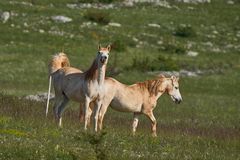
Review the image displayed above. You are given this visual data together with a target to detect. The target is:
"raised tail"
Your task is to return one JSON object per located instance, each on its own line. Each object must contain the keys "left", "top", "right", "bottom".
{"left": 48, "top": 52, "right": 70, "bottom": 75}
{"left": 46, "top": 52, "right": 70, "bottom": 117}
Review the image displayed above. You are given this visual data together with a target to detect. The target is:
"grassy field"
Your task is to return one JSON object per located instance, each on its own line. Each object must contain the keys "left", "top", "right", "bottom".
{"left": 0, "top": 0, "right": 240, "bottom": 159}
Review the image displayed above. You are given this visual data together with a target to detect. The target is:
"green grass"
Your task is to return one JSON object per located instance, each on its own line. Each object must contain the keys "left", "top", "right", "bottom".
{"left": 0, "top": 70, "right": 240, "bottom": 159}
{"left": 0, "top": 0, "right": 240, "bottom": 159}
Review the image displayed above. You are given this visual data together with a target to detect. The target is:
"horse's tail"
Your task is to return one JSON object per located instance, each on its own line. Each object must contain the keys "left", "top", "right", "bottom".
{"left": 48, "top": 52, "right": 70, "bottom": 75}
{"left": 46, "top": 75, "right": 52, "bottom": 117}
{"left": 46, "top": 52, "right": 70, "bottom": 117}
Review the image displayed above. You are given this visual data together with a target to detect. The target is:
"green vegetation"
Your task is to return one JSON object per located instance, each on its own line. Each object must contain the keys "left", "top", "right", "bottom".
{"left": 128, "top": 55, "right": 179, "bottom": 71}
{"left": 0, "top": 0, "right": 239, "bottom": 159}
{"left": 84, "top": 10, "right": 110, "bottom": 25}
{"left": 173, "top": 24, "right": 196, "bottom": 38}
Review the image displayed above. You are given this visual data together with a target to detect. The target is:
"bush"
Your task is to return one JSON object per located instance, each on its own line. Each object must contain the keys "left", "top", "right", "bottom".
{"left": 80, "top": 132, "right": 108, "bottom": 160}
{"left": 173, "top": 24, "right": 196, "bottom": 38}
{"left": 160, "top": 42, "right": 186, "bottom": 54}
{"left": 156, "top": 55, "right": 179, "bottom": 71}
{"left": 128, "top": 55, "right": 179, "bottom": 72}
{"left": 111, "top": 39, "right": 126, "bottom": 52}
{"left": 131, "top": 56, "right": 152, "bottom": 72}
{"left": 84, "top": 10, "right": 110, "bottom": 25}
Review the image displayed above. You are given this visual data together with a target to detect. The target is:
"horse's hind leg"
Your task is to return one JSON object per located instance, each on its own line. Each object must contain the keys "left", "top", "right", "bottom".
{"left": 53, "top": 96, "right": 64, "bottom": 122}
{"left": 132, "top": 113, "right": 140, "bottom": 136}
{"left": 98, "top": 104, "right": 108, "bottom": 131}
{"left": 79, "top": 103, "right": 84, "bottom": 123}
{"left": 57, "top": 95, "right": 69, "bottom": 127}
{"left": 79, "top": 102, "right": 93, "bottom": 127}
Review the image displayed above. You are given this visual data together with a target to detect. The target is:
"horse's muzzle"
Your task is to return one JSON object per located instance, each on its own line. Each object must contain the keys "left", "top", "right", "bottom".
{"left": 175, "top": 99, "right": 182, "bottom": 104}
{"left": 172, "top": 96, "right": 182, "bottom": 104}
{"left": 100, "top": 56, "right": 107, "bottom": 64}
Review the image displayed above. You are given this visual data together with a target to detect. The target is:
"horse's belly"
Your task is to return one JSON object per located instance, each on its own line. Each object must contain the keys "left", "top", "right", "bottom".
{"left": 66, "top": 90, "right": 84, "bottom": 102}
{"left": 63, "top": 84, "right": 84, "bottom": 102}
{"left": 110, "top": 99, "right": 141, "bottom": 113}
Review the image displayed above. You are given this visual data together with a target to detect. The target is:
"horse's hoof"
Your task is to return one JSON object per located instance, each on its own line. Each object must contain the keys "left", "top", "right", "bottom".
{"left": 152, "top": 133, "right": 157, "bottom": 137}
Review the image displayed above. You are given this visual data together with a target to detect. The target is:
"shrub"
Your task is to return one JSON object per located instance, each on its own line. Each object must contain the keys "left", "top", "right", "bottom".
{"left": 173, "top": 24, "right": 196, "bottom": 38}
{"left": 131, "top": 56, "right": 152, "bottom": 72}
{"left": 111, "top": 39, "right": 126, "bottom": 52}
{"left": 81, "top": 132, "right": 108, "bottom": 160}
{"left": 156, "top": 54, "right": 179, "bottom": 71}
{"left": 84, "top": 10, "right": 110, "bottom": 25}
{"left": 128, "top": 55, "right": 179, "bottom": 72}
{"left": 160, "top": 42, "right": 186, "bottom": 54}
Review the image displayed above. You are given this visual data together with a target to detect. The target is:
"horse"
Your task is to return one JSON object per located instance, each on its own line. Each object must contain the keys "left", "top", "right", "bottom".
{"left": 46, "top": 54, "right": 94, "bottom": 127}
{"left": 46, "top": 44, "right": 111, "bottom": 132}
{"left": 46, "top": 53, "right": 81, "bottom": 116}
{"left": 79, "top": 75, "right": 182, "bottom": 137}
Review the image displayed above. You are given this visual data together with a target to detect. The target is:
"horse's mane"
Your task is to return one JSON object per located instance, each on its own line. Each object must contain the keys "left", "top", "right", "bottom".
{"left": 137, "top": 76, "right": 166, "bottom": 96}
{"left": 84, "top": 59, "right": 98, "bottom": 80}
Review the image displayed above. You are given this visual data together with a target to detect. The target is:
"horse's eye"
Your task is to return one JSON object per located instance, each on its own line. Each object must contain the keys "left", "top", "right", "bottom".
{"left": 175, "top": 87, "right": 178, "bottom": 89}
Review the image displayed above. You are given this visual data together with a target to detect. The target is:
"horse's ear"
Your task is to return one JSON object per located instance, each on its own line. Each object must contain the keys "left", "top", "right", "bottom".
{"left": 171, "top": 76, "right": 175, "bottom": 80}
{"left": 107, "top": 44, "right": 111, "bottom": 52}
{"left": 158, "top": 74, "right": 165, "bottom": 79}
{"left": 98, "top": 44, "right": 102, "bottom": 50}
{"left": 171, "top": 76, "right": 179, "bottom": 81}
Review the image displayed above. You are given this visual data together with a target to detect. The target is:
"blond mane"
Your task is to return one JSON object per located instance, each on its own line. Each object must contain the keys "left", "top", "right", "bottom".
{"left": 137, "top": 77, "right": 166, "bottom": 96}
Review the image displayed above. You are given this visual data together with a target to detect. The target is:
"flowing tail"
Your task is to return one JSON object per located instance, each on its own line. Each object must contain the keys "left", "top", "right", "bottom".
{"left": 46, "top": 52, "right": 70, "bottom": 117}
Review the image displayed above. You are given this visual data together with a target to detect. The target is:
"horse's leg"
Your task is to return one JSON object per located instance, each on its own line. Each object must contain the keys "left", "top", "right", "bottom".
{"left": 132, "top": 113, "right": 140, "bottom": 136}
{"left": 144, "top": 111, "right": 157, "bottom": 137}
{"left": 98, "top": 104, "right": 109, "bottom": 131}
{"left": 57, "top": 95, "right": 69, "bottom": 127}
{"left": 53, "top": 96, "right": 64, "bottom": 123}
{"left": 83, "top": 97, "right": 91, "bottom": 131}
{"left": 79, "top": 102, "right": 92, "bottom": 126}
{"left": 88, "top": 103, "right": 93, "bottom": 127}
{"left": 79, "top": 103, "right": 84, "bottom": 123}
{"left": 93, "top": 99, "right": 102, "bottom": 132}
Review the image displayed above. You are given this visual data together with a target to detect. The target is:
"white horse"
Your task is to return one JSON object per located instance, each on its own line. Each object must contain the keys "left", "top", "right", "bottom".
{"left": 80, "top": 75, "right": 182, "bottom": 136}
{"left": 47, "top": 45, "right": 111, "bottom": 132}
{"left": 46, "top": 52, "right": 81, "bottom": 116}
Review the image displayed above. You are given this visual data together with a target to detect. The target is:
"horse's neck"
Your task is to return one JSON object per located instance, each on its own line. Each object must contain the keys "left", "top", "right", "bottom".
{"left": 145, "top": 79, "right": 167, "bottom": 100}
{"left": 97, "top": 65, "right": 106, "bottom": 86}
{"left": 155, "top": 80, "right": 168, "bottom": 99}
{"left": 85, "top": 59, "right": 104, "bottom": 86}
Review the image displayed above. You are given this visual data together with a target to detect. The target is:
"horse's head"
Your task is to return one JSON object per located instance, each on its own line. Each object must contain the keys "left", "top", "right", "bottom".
{"left": 97, "top": 44, "right": 111, "bottom": 66}
{"left": 166, "top": 76, "right": 182, "bottom": 104}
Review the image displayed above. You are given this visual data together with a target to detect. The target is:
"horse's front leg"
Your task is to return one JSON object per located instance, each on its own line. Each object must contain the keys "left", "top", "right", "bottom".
{"left": 83, "top": 97, "right": 91, "bottom": 131}
{"left": 144, "top": 110, "right": 157, "bottom": 137}
{"left": 93, "top": 99, "right": 102, "bottom": 132}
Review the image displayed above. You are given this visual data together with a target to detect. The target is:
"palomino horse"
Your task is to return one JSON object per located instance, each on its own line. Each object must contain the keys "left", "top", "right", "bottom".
{"left": 80, "top": 75, "right": 182, "bottom": 136}
{"left": 47, "top": 45, "right": 111, "bottom": 132}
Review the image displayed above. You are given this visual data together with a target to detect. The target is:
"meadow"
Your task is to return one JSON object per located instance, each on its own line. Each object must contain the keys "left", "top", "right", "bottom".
{"left": 0, "top": 0, "right": 240, "bottom": 159}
